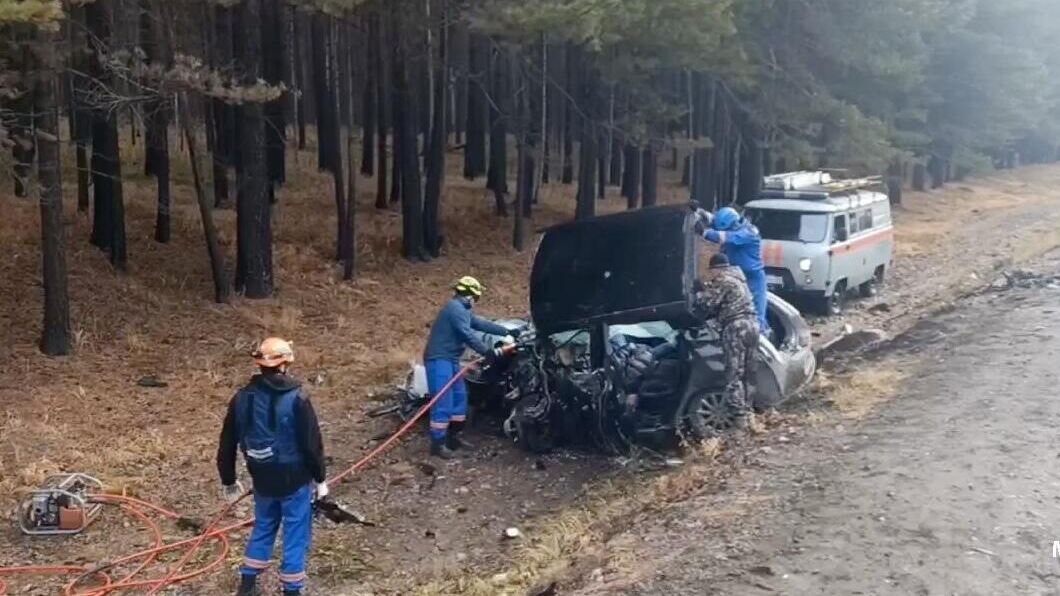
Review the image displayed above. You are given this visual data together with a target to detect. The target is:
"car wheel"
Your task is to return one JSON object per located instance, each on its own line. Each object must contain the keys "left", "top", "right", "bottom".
{"left": 684, "top": 389, "right": 737, "bottom": 442}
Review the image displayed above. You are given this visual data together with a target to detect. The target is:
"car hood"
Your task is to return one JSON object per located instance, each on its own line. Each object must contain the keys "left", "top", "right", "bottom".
{"left": 529, "top": 206, "right": 698, "bottom": 333}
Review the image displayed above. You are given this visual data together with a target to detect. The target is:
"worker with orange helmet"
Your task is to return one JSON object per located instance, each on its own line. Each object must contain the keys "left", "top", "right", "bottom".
{"left": 217, "top": 337, "right": 326, "bottom": 596}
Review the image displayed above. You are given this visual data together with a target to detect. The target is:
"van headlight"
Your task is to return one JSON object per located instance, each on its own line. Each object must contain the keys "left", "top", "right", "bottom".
{"left": 798, "top": 258, "right": 812, "bottom": 272}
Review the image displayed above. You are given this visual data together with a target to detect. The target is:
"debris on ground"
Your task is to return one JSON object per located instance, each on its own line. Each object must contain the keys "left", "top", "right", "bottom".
{"left": 136, "top": 376, "right": 168, "bottom": 388}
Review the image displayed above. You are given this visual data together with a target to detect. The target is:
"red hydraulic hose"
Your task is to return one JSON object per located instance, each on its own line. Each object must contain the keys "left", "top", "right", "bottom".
{"left": 1, "top": 353, "right": 502, "bottom": 595}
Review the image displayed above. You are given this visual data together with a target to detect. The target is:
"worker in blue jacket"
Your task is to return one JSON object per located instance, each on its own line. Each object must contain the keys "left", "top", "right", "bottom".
{"left": 217, "top": 337, "right": 326, "bottom": 596}
{"left": 423, "top": 276, "right": 515, "bottom": 459}
{"left": 695, "top": 207, "right": 771, "bottom": 337}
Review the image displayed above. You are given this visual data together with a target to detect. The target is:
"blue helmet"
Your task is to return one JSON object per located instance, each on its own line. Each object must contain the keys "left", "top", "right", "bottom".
{"left": 712, "top": 207, "right": 740, "bottom": 231}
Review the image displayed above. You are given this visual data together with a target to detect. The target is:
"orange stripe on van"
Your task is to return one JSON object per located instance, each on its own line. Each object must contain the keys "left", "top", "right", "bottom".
{"left": 761, "top": 242, "right": 784, "bottom": 267}
{"left": 829, "top": 227, "right": 893, "bottom": 256}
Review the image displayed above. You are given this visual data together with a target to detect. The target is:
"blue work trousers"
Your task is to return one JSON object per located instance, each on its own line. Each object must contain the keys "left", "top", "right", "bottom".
{"left": 426, "top": 359, "right": 468, "bottom": 440}
{"left": 240, "top": 484, "right": 312, "bottom": 591}
{"left": 744, "top": 268, "right": 771, "bottom": 336}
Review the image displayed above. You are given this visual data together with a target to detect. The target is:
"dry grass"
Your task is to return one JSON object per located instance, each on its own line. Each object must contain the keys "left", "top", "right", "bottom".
{"left": 413, "top": 439, "right": 741, "bottom": 596}
{"left": 812, "top": 362, "right": 909, "bottom": 419}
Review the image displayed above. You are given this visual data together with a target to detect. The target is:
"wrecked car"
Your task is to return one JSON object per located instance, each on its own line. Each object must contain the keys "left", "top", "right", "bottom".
{"left": 464, "top": 205, "right": 816, "bottom": 454}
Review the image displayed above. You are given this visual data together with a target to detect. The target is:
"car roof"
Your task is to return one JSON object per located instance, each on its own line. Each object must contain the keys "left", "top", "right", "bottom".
{"left": 747, "top": 190, "right": 889, "bottom": 213}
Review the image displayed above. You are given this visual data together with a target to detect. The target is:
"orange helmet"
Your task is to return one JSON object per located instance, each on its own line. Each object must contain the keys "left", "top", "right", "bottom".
{"left": 252, "top": 337, "right": 295, "bottom": 368}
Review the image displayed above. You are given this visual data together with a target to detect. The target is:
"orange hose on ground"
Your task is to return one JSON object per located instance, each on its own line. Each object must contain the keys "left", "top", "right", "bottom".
{"left": 1, "top": 355, "right": 492, "bottom": 595}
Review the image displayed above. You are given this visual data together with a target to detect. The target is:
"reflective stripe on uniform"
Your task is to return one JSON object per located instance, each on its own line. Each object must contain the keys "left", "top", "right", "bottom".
{"left": 278, "top": 571, "right": 307, "bottom": 583}
{"left": 449, "top": 415, "right": 466, "bottom": 422}
{"left": 242, "top": 557, "right": 271, "bottom": 570}
{"left": 245, "top": 447, "right": 274, "bottom": 461}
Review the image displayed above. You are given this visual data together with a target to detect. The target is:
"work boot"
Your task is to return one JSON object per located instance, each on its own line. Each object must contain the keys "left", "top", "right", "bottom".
{"left": 282, "top": 591, "right": 301, "bottom": 596}
{"left": 430, "top": 438, "right": 455, "bottom": 460}
{"left": 235, "top": 574, "right": 259, "bottom": 596}
{"left": 447, "top": 421, "right": 474, "bottom": 451}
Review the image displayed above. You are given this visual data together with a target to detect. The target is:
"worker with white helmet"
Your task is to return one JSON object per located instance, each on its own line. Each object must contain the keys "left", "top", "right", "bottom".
{"left": 217, "top": 337, "right": 326, "bottom": 596}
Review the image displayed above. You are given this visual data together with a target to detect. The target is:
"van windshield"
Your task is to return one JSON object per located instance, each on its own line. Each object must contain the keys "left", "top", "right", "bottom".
{"left": 745, "top": 209, "right": 828, "bottom": 243}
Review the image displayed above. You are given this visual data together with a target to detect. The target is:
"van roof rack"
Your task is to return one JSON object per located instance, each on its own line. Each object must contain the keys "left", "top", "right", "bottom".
{"left": 761, "top": 172, "right": 882, "bottom": 199}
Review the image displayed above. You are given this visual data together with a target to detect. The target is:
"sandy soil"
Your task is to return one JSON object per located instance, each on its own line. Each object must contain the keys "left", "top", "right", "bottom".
{"left": 5, "top": 146, "right": 1060, "bottom": 594}
{"left": 571, "top": 252, "right": 1060, "bottom": 596}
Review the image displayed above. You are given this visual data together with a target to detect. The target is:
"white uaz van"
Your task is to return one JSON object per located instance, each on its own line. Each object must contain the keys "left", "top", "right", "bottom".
{"left": 743, "top": 171, "right": 894, "bottom": 316}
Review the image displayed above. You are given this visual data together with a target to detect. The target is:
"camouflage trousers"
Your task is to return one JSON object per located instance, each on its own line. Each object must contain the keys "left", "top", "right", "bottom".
{"left": 721, "top": 317, "right": 760, "bottom": 416}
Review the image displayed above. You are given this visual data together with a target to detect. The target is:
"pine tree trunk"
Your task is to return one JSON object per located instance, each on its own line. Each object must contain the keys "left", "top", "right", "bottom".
{"left": 375, "top": 9, "right": 389, "bottom": 208}
{"left": 263, "top": 0, "right": 287, "bottom": 194}
{"left": 69, "top": 3, "right": 91, "bottom": 213}
{"left": 235, "top": 0, "right": 273, "bottom": 298}
{"left": 35, "top": 31, "right": 72, "bottom": 356}
{"left": 86, "top": 0, "right": 127, "bottom": 270}
{"left": 561, "top": 43, "right": 575, "bottom": 185}
{"left": 324, "top": 18, "right": 349, "bottom": 264}
{"left": 912, "top": 162, "right": 927, "bottom": 191}
{"left": 423, "top": 1, "right": 448, "bottom": 257}
{"left": 393, "top": 7, "right": 426, "bottom": 260}
{"left": 361, "top": 13, "right": 378, "bottom": 177}
{"left": 641, "top": 146, "right": 658, "bottom": 207}
{"left": 464, "top": 33, "right": 488, "bottom": 180}
{"left": 487, "top": 42, "right": 508, "bottom": 215}
{"left": 181, "top": 96, "right": 231, "bottom": 303}
{"left": 211, "top": 4, "right": 233, "bottom": 208}
{"left": 622, "top": 143, "right": 641, "bottom": 209}
{"left": 344, "top": 118, "right": 358, "bottom": 279}
{"left": 293, "top": 10, "right": 307, "bottom": 150}
{"left": 142, "top": 0, "right": 171, "bottom": 243}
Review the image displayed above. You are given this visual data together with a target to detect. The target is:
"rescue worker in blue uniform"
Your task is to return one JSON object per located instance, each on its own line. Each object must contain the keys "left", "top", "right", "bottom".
{"left": 217, "top": 337, "right": 327, "bottom": 596}
{"left": 695, "top": 206, "right": 772, "bottom": 337}
{"left": 423, "top": 276, "right": 514, "bottom": 459}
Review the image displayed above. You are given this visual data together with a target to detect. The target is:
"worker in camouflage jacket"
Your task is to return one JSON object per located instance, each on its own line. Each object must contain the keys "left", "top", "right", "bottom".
{"left": 694, "top": 253, "right": 761, "bottom": 430}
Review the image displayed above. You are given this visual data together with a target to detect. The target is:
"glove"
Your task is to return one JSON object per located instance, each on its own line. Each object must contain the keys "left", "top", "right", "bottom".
{"left": 313, "top": 481, "right": 329, "bottom": 501}
{"left": 693, "top": 209, "right": 713, "bottom": 235}
{"left": 509, "top": 327, "right": 523, "bottom": 339}
{"left": 221, "top": 481, "right": 244, "bottom": 504}
{"left": 484, "top": 347, "right": 506, "bottom": 365}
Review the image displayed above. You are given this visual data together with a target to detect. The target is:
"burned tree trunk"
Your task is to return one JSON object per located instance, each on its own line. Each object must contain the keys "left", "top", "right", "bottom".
{"left": 487, "top": 42, "right": 509, "bottom": 216}
{"left": 464, "top": 33, "right": 488, "bottom": 180}
{"left": 561, "top": 43, "right": 575, "bottom": 185}
{"left": 263, "top": 0, "right": 287, "bottom": 198}
{"left": 374, "top": 9, "right": 389, "bottom": 208}
{"left": 641, "top": 146, "right": 658, "bottom": 207}
{"left": 210, "top": 4, "right": 235, "bottom": 208}
{"left": 361, "top": 12, "right": 379, "bottom": 177}
{"left": 393, "top": 9, "right": 427, "bottom": 261}
{"left": 912, "top": 162, "right": 927, "bottom": 191}
{"left": 423, "top": 2, "right": 448, "bottom": 257}
{"left": 35, "top": 31, "right": 71, "bottom": 356}
{"left": 68, "top": 3, "right": 91, "bottom": 213}
{"left": 235, "top": 0, "right": 273, "bottom": 298}
{"left": 141, "top": 2, "right": 171, "bottom": 243}
{"left": 622, "top": 142, "right": 641, "bottom": 209}
{"left": 86, "top": 0, "right": 127, "bottom": 270}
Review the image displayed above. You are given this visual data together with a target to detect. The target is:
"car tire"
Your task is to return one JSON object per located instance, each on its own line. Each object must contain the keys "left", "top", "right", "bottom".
{"left": 684, "top": 388, "right": 738, "bottom": 442}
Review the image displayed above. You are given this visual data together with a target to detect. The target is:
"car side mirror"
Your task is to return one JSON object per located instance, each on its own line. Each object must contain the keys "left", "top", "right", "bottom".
{"left": 835, "top": 229, "right": 848, "bottom": 243}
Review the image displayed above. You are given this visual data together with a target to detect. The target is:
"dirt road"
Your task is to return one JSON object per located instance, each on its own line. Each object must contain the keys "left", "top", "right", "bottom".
{"left": 574, "top": 254, "right": 1060, "bottom": 595}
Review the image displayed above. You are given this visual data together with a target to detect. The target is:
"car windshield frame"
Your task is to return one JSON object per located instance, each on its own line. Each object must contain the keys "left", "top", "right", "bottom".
{"left": 746, "top": 208, "right": 829, "bottom": 244}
